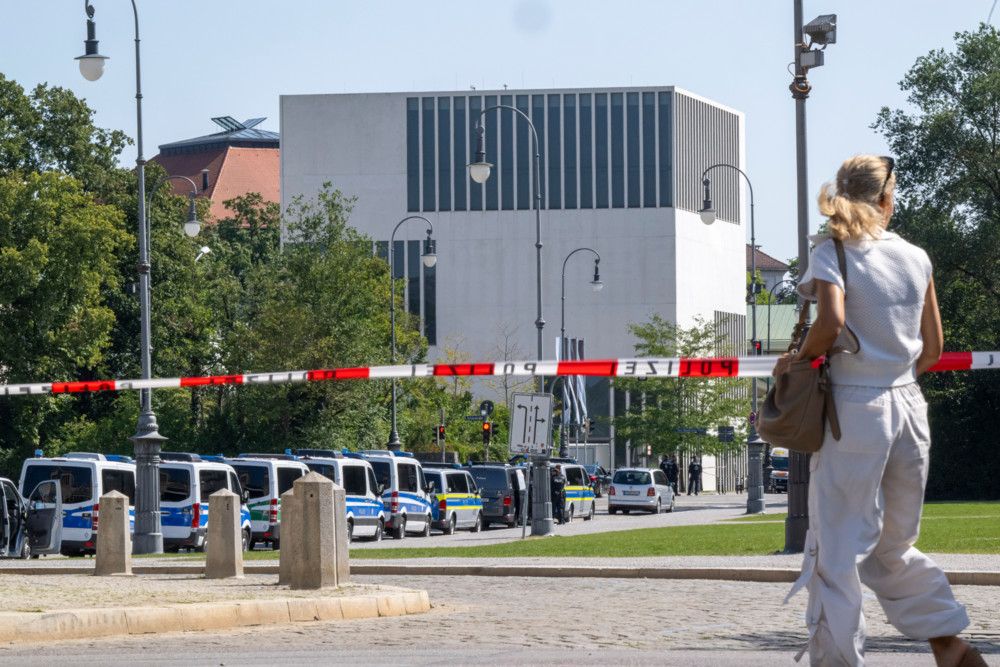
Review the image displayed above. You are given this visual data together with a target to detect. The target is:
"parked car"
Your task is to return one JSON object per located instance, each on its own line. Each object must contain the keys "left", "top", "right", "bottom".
{"left": 226, "top": 454, "right": 309, "bottom": 550}
{"left": 468, "top": 463, "right": 527, "bottom": 529}
{"left": 552, "top": 462, "right": 597, "bottom": 523}
{"left": 19, "top": 453, "right": 135, "bottom": 556}
{"left": 1, "top": 476, "right": 62, "bottom": 559}
{"left": 300, "top": 453, "right": 386, "bottom": 542}
{"left": 608, "top": 467, "right": 675, "bottom": 514}
{"left": 583, "top": 464, "right": 611, "bottom": 498}
{"left": 361, "top": 450, "right": 434, "bottom": 539}
{"left": 422, "top": 464, "right": 484, "bottom": 534}
{"left": 768, "top": 447, "right": 789, "bottom": 494}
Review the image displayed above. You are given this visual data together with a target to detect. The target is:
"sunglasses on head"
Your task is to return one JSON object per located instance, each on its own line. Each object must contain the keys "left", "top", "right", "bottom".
{"left": 879, "top": 156, "right": 895, "bottom": 202}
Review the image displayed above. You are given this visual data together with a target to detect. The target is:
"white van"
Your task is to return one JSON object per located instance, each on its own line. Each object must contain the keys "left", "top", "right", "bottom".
{"left": 298, "top": 452, "right": 386, "bottom": 542}
{"left": 159, "top": 453, "right": 253, "bottom": 552}
{"left": 226, "top": 455, "right": 309, "bottom": 550}
{"left": 361, "top": 450, "right": 434, "bottom": 539}
{"left": 19, "top": 453, "right": 135, "bottom": 556}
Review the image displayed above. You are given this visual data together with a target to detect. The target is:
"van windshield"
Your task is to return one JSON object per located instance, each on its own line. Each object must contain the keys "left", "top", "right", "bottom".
{"left": 772, "top": 455, "right": 789, "bottom": 472}
{"left": 370, "top": 461, "right": 391, "bottom": 490}
{"left": 230, "top": 464, "right": 269, "bottom": 501}
{"left": 22, "top": 465, "right": 93, "bottom": 505}
{"left": 470, "top": 468, "right": 507, "bottom": 489}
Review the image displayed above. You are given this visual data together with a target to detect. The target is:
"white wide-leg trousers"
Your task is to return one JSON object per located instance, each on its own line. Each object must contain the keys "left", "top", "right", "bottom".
{"left": 785, "top": 383, "right": 969, "bottom": 666}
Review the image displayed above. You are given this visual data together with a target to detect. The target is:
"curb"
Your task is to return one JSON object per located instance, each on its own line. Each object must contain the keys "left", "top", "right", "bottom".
{"left": 4, "top": 564, "right": 996, "bottom": 586}
{"left": 0, "top": 590, "right": 430, "bottom": 644}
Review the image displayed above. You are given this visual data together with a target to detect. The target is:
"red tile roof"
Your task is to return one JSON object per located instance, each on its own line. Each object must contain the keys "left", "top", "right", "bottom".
{"left": 747, "top": 245, "right": 790, "bottom": 271}
{"left": 149, "top": 147, "right": 279, "bottom": 221}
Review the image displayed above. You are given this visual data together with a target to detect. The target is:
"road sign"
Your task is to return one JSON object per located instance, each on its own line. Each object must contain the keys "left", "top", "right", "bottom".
{"left": 508, "top": 392, "right": 554, "bottom": 456}
{"left": 717, "top": 425, "right": 735, "bottom": 443}
{"left": 464, "top": 415, "right": 486, "bottom": 421}
{"left": 674, "top": 428, "right": 707, "bottom": 434}
{"left": 480, "top": 400, "right": 495, "bottom": 416}
{"left": 749, "top": 412, "right": 756, "bottom": 425}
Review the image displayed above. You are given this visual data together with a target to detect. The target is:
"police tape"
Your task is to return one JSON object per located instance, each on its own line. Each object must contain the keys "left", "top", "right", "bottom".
{"left": 2, "top": 351, "right": 997, "bottom": 397}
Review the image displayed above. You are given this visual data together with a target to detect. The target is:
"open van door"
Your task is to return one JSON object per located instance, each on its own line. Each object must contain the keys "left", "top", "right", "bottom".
{"left": 26, "top": 480, "right": 62, "bottom": 555}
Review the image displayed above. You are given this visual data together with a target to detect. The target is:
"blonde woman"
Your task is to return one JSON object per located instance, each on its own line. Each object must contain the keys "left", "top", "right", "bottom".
{"left": 775, "top": 155, "right": 984, "bottom": 666}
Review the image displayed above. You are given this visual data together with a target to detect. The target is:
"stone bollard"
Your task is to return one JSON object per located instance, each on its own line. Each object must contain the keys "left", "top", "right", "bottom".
{"left": 277, "top": 486, "right": 298, "bottom": 586}
{"left": 95, "top": 490, "right": 132, "bottom": 576}
{"left": 332, "top": 482, "right": 349, "bottom": 584}
{"left": 279, "top": 472, "right": 343, "bottom": 589}
{"left": 205, "top": 489, "right": 244, "bottom": 579}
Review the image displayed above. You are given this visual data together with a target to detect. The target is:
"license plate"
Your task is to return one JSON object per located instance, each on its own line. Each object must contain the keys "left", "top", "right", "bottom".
{"left": 623, "top": 490, "right": 640, "bottom": 496}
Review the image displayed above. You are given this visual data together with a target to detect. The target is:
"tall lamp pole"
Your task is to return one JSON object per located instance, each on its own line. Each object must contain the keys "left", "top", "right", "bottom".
{"left": 386, "top": 216, "right": 437, "bottom": 451}
{"left": 698, "top": 163, "right": 765, "bottom": 514}
{"left": 559, "top": 248, "right": 603, "bottom": 457}
{"left": 468, "top": 105, "right": 553, "bottom": 536}
{"left": 765, "top": 278, "right": 799, "bottom": 392}
{"left": 77, "top": 0, "right": 206, "bottom": 554}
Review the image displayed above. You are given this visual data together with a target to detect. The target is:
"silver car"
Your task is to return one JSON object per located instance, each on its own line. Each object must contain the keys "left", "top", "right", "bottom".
{"left": 608, "top": 468, "right": 675, "bottom": 514}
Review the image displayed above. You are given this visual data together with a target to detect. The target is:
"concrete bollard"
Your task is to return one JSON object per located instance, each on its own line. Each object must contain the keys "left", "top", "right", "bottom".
{"left": 95, "top": 491, "right": 132, "bottom": 576}
{"left": 282, "top": 472, "right": 340, "bottom": 590}
{"left": 205, "top": 489, "right": 244, "bottom": 579}
{"left": 332, "top": 482, "right": 349, "bottom": 584}
{"left": 277, "top": 487, "right": 298, "bottom": 586}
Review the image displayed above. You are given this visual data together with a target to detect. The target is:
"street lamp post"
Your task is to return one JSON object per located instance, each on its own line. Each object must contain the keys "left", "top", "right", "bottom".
{"left": 765, "top": 278, "right": 798, "bottom": 393}
{"left": 559, "top": 248, "right": 603, "bottom": 457}
{"left": 698, "top": 163, "right": 765, "bottom": 514}
{"left": 468, "top": 105, "right": 553, "bottom": 536}
{"left": 386, "top": 216, "right": 437, "bottom": 452}
{"left": 77, "top": 0, "right": 206, "bottom": 553}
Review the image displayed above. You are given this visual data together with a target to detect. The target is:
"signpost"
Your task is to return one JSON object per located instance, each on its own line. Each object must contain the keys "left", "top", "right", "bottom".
{"left": 509, "top": 392, "right": 555, "bottom": 538}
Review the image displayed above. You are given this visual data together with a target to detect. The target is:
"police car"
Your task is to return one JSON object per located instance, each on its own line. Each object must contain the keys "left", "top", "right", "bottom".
{"left": 297, "top": 450, "right": 386, "bottom": 542}
{"left": 422, "top": 463, "right": 484, "bottom": 534}
{"left": 19, "top": 453, "right": 135, "bottom": 556}
{"left": 551, "top": 460, "right": 597, "bottom": 523}
{"left": 159, "top": 453, "right": 253, "bottom": 552}
{"left": 361, "top": 450, "right": 433, "bottom": 539}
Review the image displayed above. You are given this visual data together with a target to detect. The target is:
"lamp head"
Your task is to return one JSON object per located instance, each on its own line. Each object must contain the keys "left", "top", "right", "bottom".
{"left": 195, "top": 246, "right": 211, "bottom": 262}
{"left": 421, "top": 232, "right": 437, "bottom": 268}
{"left": 467, "top": 122, "right": 493, "bottom": 184}
{"left": 76, "top": 17, "right": 108, "bottom": 81}
{"left": 591, "top": 262, "right": 603, "bottom": 292}
{"left": 699, "top": 178, "right": 716, "bottom": 225}
{"left": 183, "top": 197, "right": 201, "bottom": 237}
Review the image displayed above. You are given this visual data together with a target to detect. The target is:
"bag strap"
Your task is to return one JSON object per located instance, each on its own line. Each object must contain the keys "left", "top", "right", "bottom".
{"left": 788, "top": 238, "right": 849, "bottom": 353}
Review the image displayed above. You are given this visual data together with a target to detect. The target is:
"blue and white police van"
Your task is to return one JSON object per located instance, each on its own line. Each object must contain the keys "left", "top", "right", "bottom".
{"left": 295, "top": 449, "right": 386, "bottom": 542}
{"left": 360, "top": 450, "right": 433, "bottom": 539}
{"left": 422, "top": 463, "right": 484, "bottom": 534}
{"left": 19, "top": 453, "right": 135, "bottom": 556}
{"left": 226, "top": 454, "right": 309, "bottom": 550}
{"left": 159, "top": 453, "right": 253, "bottom": 552}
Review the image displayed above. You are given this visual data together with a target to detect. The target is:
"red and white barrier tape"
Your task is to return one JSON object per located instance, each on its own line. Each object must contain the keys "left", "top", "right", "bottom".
{"left": 1, "top": 352, "right": 996, "bottom": 397}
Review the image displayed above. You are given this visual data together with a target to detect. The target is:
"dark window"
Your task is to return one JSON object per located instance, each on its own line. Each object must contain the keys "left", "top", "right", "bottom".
{"left": 565, "top": 466, "right": 585, "bottom": 486}
{"left": 159, "top": 468, "right": 191, "bottom": 503}
{"left": 398, "top": 463, "right": 419, "bottom": 493}
{"left": 516, "top": 95, "right": 530, "bottom": 210}
{"left": 407, "top": 98, "right": 419, "bottom": 212}
{"left": 305, "top": 462, "right": 338, "bottom": 484}
{"left": 627, "top": 92, "right": 641, "bottom": 208}
{"left": 438, "top": 97, "right": 451, "bottom": 211}
{"left": 407, "top": 240, "right": 420, "bottom": 316}
{"left": 613, "top": 470, "right": 651, "bottom": 485}
{"left": 470, "top": 467, "right": 508, "bottom": 489}
{"left": 653, "top": 470, "right": 667, "bottom": 485}
{"left": 342, "top": 465, "right": 367, "bottom": 496}
{"left": 23, "top": 465, "right": 93, "bottom": 505}
{"left": 579, "top": 94, "right": 592, "bottom": 208}
{"left": 611, "top": 92, "right": 625, "bottom": 208}
{"left": 367, "top": 467, "right": 379, "bottom": 495}
{"left": 422, "top": 97, "right": 435, "bottom": 211}
{"left": 453, "top": 97, "right": 467, "bottom": 211}
{"left": 595, "top": 93, "right": 608, "bottom": 208}
{"left": 423, "top": 260, "right": 436, "bottom": 345}
{"left": 448, "top": 472, "right": 469, "bottom": 493}
{"left": 469, "top": 96, "right": 483, "bottom": 211}
{"left": 485, "top": 95, "right": 498, "bottom": 210}
{"left": 563, "top": 94, "right": 577, "bottom": 209}
{"left": 500, "top": 94, "right": 514, "bottom": 210}
{"left": 370, "top": 460, "right": 391, "bottom": 490}
{"left": 102, "top": 469, "right": 135, "bottom": 505}
{"left": 425, "top": 472, "right": 442, "bottom": 495}
{"left": 532, "top": 95, "right": 546, "bottom": 206}
{"left": 230, "top": 464, "right": 269, "bottom": 501}
{"left": 643, "top": 92, "right": 657, "bottom": 207}
{"left": 199, "top": 469, "right": 228, "bottom": 499}
{"left": 228, "top": 472, "right": 243, "bottom": 499}
{"left": 547, "top": 95, "right": 561, "bottom": 209}
{"left": 277, "top": 467, "right": 304, "bottom": 495}
{"left": 772, "top": 455, "right": 789, "bottom": 471}
{"left": 658, "top": 92, "right": 673, "bottom": 207}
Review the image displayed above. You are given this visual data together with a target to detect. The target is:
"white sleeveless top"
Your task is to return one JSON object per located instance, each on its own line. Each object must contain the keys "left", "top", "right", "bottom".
{"left": 797, "top": 231, "right": 933, "bottom": 387}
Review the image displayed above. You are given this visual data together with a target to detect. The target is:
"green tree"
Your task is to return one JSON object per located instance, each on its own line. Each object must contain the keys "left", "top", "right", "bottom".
{"left": 611, "top": 315, "right": 749, "bottom": 461}
{"left": 873, "top": 23, "right": 1000, "bottom": 499}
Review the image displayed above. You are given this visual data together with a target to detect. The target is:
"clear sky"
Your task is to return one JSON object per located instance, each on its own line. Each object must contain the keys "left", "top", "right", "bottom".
{"left": 3, "top": 1, "right": 995, "bottom": 267}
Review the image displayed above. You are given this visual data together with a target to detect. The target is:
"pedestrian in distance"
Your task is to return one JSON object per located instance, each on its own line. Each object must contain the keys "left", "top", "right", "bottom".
{"left": 663, "top": 454, "right": 680, "bottom": 496}
{"left": 776, "top": 155, "right": 984, "bottom": 667}
{"left": 550, "top": 464, "right": 566, "bottom": 524}
{"left": 687, "top": 457, "right": 701, "bottom": 496}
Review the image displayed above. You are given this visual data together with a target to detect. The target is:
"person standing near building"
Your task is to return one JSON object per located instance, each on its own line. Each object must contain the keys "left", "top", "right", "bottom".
{"left": 687, "top": 457, "right": 701, "bottom": 496}
{"left": 776, "top": 155, "right": 981, "bottom": 666}
{"left": 550, "top": 465, "right": 566, "bottom": 524}
{"left": 663, "top": 455, "right": 680, "bottom": 496}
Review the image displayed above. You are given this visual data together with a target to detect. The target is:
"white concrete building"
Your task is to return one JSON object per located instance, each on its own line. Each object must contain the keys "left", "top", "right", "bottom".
{"left": 280, "top": 86, "right": 746, "bottom": 469}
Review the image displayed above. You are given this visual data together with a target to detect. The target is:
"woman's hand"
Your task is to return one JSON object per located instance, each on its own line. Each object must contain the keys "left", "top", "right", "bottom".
{"left": 773, "top": 352, "right": 796, "bottom": 378}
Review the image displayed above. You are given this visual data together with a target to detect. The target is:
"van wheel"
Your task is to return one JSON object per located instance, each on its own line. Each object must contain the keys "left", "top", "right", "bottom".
{"left": 195, "top": 540, "right": 207, "bottom": 554}
{"left": 472, "top": 512, "right": 482, "bottom": 533}
{"left": 566, "top": 506, "right": 574, "bottom": 523}
{"left": 347, "top": 519, "right": 354, "bottom": 542}
{"left": 393, "top": 516, "right": 406, "bottom": 540}
{"left": 248, "top": 538, "right": 257, "bottom": 551}
{"left": 443, "top": 514, "right": 456, "bottom": 535}
{"left": 19, "top": 541, "right": 31, "bottom": 560}
{"left": 420, "top": 515, "right": 431, "bottom": 537}
{"left": 369, "top": 519, "right": 384, "bottom": 542}
{"left": 584, "top": 503, "right": 595, "bottom": 521}
{"left": 609, "top": 508, "right": 618, "bottom": 515}
{"left": 271, "top": 539, "right": 280, "bottom": 551}
{"left": 241, "top": 529, "right": 251, "bottom": 552}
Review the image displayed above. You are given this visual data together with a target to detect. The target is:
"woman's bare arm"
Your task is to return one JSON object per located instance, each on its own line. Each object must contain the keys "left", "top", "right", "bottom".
{"left": 773, "top": 279, "right": 844, "bottom": 377}
{"left": 916, "top": 278, "right": 943, "bottom": 376}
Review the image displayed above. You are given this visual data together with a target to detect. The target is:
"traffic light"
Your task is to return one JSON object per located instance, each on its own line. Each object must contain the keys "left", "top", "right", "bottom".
{"left": 752, "top": 340, "right": 762, "bottom": 355}
{"left": 482, "top": 421, "right": 493, "bottom": 444}
{"left": 436, "top": 425, "right": 445, "bottom": 440}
